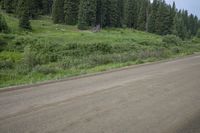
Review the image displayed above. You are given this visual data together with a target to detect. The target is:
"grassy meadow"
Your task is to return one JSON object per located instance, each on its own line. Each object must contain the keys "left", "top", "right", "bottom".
{"left": 1, "top": 13, "right": 200, "bottom": 88}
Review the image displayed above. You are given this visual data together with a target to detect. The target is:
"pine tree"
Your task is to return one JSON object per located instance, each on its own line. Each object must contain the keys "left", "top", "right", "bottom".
{"left": 101, "top": 0, "right": 112, "bottom": 27}
{"left": 162, "top": 4, "right": 172, "bottom": 35}
{"left": 42, "top": 0, "right": 49, "bottom": 14}
{"left": 13, "top": 0, "right": 19, "bottom": 12}
{"left": 198, "top": 20, "right": 200, "bottom": 29}
{"left": 52, "top": 0, "right": 64, "bottom": 23}
{"left": 118, "top": 0, "right": 124, "bottom": 26}
{"left": 137, "top": 0, "right": 149, "bottom": 31}
{"left": 194, "top": 16, "right": 199, "bottom": 35}
{"left": 0, "top": 13, "right": 9, "bottom": 33}
{"left": 153, "top": 1, "right": 171, "bottom": 35}
{"left": 109, "top": 0, "right": 121, "bottom": 27}
{"left": 154, "top": 1, "right": 163, "bottom": 35}
{"left": 173, "top": 13, "right": 187, "bottom": 39}
{"left": 42, "top": 0, "right": 53, "bottom": 14}
{"left": 183, "top": 10, "right": 190, "bottom": 33}
{"left": 18, "top": 0, "right": 31, "bottom": 29}
{"left": 77, "top": 0, "right": 88, "bottom": 29}
{"left": 197, "top": 29, "right": 200, "bottom": 38}
{"left": 96, "top": 0, "right": 102, "bottom": 26}
{"left": 148, "top": 0, "right": 159, "bottom": 33}
{"left": 19, "top": 10, "right": 31, "bottom": 30}
{"left": 188, "top": 15, "right": 199, "bottom": 36}
{"left": 124, "top": 0, "right": 137, "bottom": 28}
{"left": 4, "top": 0, "right": 14, "bottom": 13}
{"left": 17, "top": 0, "right": 39, "bottom": 19}
{"left": 0, "top": 0, "right": 5, "bottom": 9}
{"left": 64, "top": 0, "right": 79, "bottom": 25}
{"left": 28, "top": 0, "right": 40, "bottom": 18}
{"left": 169, "top": 2, "right": 176, "bottom": 33}
{"left": 78, "top": 0, "right": 97, "bottom": 30}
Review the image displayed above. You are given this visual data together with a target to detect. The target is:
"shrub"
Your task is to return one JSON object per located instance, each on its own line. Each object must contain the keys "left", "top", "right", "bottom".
{"left": 0, "top": 60, "right": 13, "bottom": 69}
{"left": 0, "top": 36, "right": 7, "bottom": 51}
{"left": 63, "top": 42, "right": 113, "bottom": 57}
{"left": 59, "top": 57, "right": 82, "bottom": 69}
{"left": 192, "top": 37, "right": 200, "bottom": 43}
{"left": 23, "top": 46, "right": 38, "bottom": 69}
{"left": 162, "top": 35, "right": 182, "bottom": 46}
{"left": 20, "top": 39, "right": 63, "bottom": 66}
{"left": 33, "top": 65, "right": 57, "bottom": 75}
{"left": 112, "top": 43, "right": 137, "bottom": 53}
{"left": 1, "top": 34, "right": 15, "bottom": 40}
{"left": 78, "top": 20, "right": 89, "bottom": 30}
{"left": 87, "top": 53, "right": 137, "bottom": 67}
{"left": 197, "top": 29, "right": 200, "bottom": 38}
{"left": 88, "top": 54, "right": 113, "bottom": 66}
{"left": 15, "top": 64, "right": 30, "bottom": 75}
{"left": 135, "top": 59, "right": 144, "bottom": 64}
{"left": 107, "top": 53, "right": 137, "bottom": 63}
{"left": 137, "top": 48, "right": 167, "bottom": 59}
{"left": 0, "top": 13, "right": 9, "bottom": 33}
{"left": 119, "top": 53, "right": 137, "bottom": 62}
{"left": 0, "top": 51, "right": 22, "bottom": 63}
{"left": 139, "top": 41, "right": 152, "bottom": 46}
{"left": 139, "top": 40, "right": 164, "bottom": 47}
{"left": 30, "top": 40, "right": 64, "bottom": 63}
{"left": 171, "top": 47, "right": 181, "bottom": 54}
{"left": 0, "top": 51, "right": 22, "bottom": 69}
{"left": 8, "top": 36, "right": 36, "bottom": 52}
{"left": 86, "top": 43, "right": 112, "bottom": 54}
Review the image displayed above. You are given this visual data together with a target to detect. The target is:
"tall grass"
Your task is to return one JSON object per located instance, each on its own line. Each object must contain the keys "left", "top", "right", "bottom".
{"left": 0, "top": 13, "right": 200, "bottom": 88}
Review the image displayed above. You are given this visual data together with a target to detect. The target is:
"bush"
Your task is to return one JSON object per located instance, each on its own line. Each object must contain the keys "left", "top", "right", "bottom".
{"left": 139, "top": 40, "right": 164, "bottom": 47}
{"left": 197, "top": 29, "right": 200, "bottom": 38}
{"left": 162, "top": 35, "right": 182, "bottom": 46}
{"left": 112, "top": 43, "right": 137, "bottom": 53}
{"left": 87, "top": 53, "right": 137, "bottom": 67}
{"left": 137, "top": 48, "right": 167, "bottom": 59}
{"left": 78, "top": 21, "right": 89, "bottom": 30}
{"left": 1, "top": 34, "right": 15, "bottom": 40}
{"left": 0, "top": 51, "right": 22, "bottom": 62}
{"left": 0, "top": 13, "right": 9, "bottom": 33}
{"left": 23, "top": 46, "right": 38, "bottom": 69}
{"left": 88, "top": 54, "right": 113, "bottom": 66}
{"left": 86, "top": 43, "right": 112, "bottom": 54}
{"left": 59, "top": 57, "right": 82, "bottom": 69}
{"left": 33, "top": 65, "right": 57, "bottom": 75}
{"left": 171, "top": 47, "right": 181, "bottom": 54}
{"left": 192, "top": 37, "right": 200, "bottom": 43}
{"left": 22, "top": 40, "right": 62, "bottom": 67}
{"left": 0, "top": 51, "right": 22, "bottom": 70}
{"left": 0, "top": 60, "right": 13, "bottom": 69}
{"left": 15, "top": 64, "right": 30, "bottom": 75}
{"left": 8, "top": 36, "right": 37, "bottom": 52}
{"left": 0, "top": 36, "right": 7, "bottom": 51}
{"left": 65, "top": 43, "right": 113, "bottom": 56}
{"left": 107, "top": 53, "right": 137, "bottom": 63}
{"left": 30, "top": 40, "right": 64, "bottom": 63}
{"left": 58, "top": 53, "right": 138, "bottom": 69}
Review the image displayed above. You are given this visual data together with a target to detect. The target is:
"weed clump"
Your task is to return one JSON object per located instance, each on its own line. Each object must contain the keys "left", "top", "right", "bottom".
{"left": 162, "top": 35, "right": 182, "bottom": 46}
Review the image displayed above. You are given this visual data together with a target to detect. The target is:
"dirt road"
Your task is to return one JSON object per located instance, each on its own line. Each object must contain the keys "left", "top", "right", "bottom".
{"left": 0, "top": 55, "right": 200, "bottom": 133}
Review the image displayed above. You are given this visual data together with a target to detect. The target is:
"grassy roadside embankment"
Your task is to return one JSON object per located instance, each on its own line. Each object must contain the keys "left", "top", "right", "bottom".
{"left": 1, "top": 13, "right": 200, "bottom": 88}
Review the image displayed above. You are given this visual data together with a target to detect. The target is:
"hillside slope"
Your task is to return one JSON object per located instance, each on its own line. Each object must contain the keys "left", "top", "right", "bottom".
{"left": 0, "top": 13, "right": 200, "bottom": 88}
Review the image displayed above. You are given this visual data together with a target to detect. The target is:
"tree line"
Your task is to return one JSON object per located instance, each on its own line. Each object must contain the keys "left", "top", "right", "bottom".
{"left": 0, "top": 0, "right": 53, "bottom": 30}
{"left": 0, "top": 0, "right": 53, "bottom": 16}
{"left": 0, "top": 0, "right": 200, "bottom": 39}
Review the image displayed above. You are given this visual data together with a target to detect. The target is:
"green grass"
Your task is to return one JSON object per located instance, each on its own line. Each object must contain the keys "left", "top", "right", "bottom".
{"left": 0, "top": 12, "right": 200, "bottom": 88}
{"left": 3, "top": 13, "right": 161, "bottom": 44}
